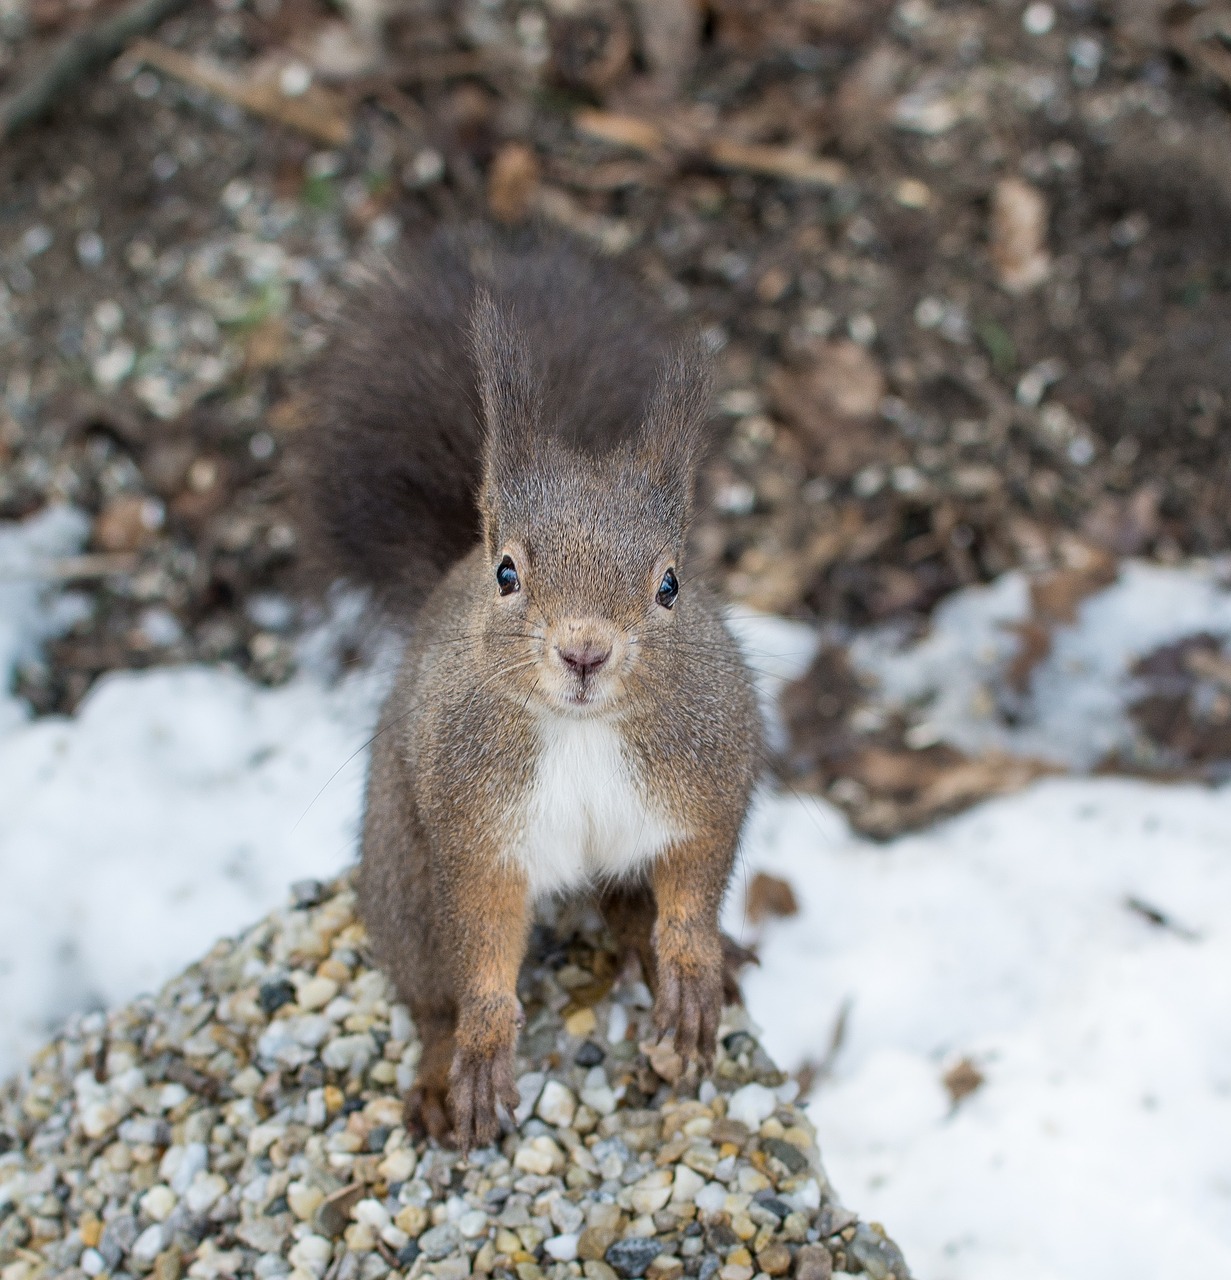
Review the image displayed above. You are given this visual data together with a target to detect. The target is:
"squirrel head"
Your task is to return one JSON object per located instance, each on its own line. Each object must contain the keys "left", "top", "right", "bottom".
{"left": 469, "top": 290, "right": 712, "bottom": 717}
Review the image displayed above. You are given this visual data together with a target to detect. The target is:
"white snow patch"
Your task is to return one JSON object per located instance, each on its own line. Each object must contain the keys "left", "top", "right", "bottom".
{"left": 855, "top": 558, "right": 1231, "bottom": 767}
{"left": 730, "top": 779, "right": 1231, "bottom": 1280}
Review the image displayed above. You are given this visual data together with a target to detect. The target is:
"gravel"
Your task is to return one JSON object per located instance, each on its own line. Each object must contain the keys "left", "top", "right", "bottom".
{"left": 0, "top": 878, "right": 907, "bottom": 1280}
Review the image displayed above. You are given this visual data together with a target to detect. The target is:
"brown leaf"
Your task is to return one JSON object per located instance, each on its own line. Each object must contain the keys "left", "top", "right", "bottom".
{"left": 1030, "top": 553, "right": 1117, "bottom": 625}
{"left": 94, "top": 495, "right": 164, "bottom": 553}
{"left": 833, "top": 43, "right": 904, "bottom": 154}
{"left": 1006, "top": 553, "right": 1119, "bottom": 692}
{"left": 990, "top": 177, "right": 1050, "bottom": 293}
{"left": 915, "top": 752, "right": 1053, "bottom": 814}
{"left": 745, "top": 872, "right": 799, "bottom": 924}
{"left": 488, "top": 142, "right": 541, "bottom": 223}
{"left": 942, "top": 1057, "right": 984, "bottom": 1105}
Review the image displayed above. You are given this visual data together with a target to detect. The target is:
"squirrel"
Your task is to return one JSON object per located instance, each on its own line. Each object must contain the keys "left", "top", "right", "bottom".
{"left": 302, "top": 228, "right": 762, "bottom": 1150}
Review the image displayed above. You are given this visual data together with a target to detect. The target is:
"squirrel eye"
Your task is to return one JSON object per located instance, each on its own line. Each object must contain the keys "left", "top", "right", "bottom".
{"left": 656, "top": 568, "right": 679, "bottom": 609}
{"left": 496, "top": 555, "right": 520, "bottom": 595}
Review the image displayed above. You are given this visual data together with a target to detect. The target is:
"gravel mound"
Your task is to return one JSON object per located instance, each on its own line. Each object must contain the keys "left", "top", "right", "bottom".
{"left": 0, "top": 880, "right": 908, "bottom": 1280}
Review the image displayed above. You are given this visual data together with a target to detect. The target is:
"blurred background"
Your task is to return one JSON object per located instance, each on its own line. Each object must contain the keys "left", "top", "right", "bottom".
{"left": 1, "top": 1, "right": 1230, "bottom": 1276}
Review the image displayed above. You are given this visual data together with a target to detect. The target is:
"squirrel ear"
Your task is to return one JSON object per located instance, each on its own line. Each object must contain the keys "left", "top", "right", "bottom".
{"left": 470, "top": 289, "right": 542, "bottom": 542}
{"left": 635, "top": 339, "right": 714, "bottom": 520}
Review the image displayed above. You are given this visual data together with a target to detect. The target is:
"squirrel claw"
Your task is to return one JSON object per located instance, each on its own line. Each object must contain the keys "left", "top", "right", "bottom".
{"left": 403, "top": 1081, "right": 451, "bottom": 1144}
{"left": 449, "top": 1044, "right": 518, "bottom": 1154}
{"left": 651, "top": 956, "right": 721, "bottom": 1068}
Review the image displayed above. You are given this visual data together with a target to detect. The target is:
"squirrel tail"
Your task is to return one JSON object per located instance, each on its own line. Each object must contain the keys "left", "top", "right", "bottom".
{"left": 298, "top": 226, "right": 690, "bottom": 616}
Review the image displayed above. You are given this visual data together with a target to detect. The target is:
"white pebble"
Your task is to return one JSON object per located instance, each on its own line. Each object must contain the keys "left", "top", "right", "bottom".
{"left": 185, "top": 1170, "right": 228, "bottom": 1214}
{"left": 295, "top": 976, "right": 338, "bottom": 1011}
{"left": 1023, "top": 3, "right": 1055, "bottom": 35}
{"left": 132, "top": 1223, "right": 166, "bottom": 1264}
{"left": 321, "top": 1033, "right": 375, "bottom": 1071}
{"left": 287, "top": 1181, "right": 324, "bottom": 1221}
{"left": 165, "top": 1142, "right": 208, "bottom": 1194}
{"left": 607, "top": 1004, "right": 629, "bottom": 1044}
{"left": 458, "top": 1210, "right": 488, "bottom": 1238}
{"left": 536, "top": 1080, "right": 577, "bottom": 1128}
{"left": 91, "top": 345, "right": 135, "bottom": 390}
{"left": 514, "top": 1136, "right": 564, "bottom": 1176}
{"left": 630, "top": 1170, "right": 673, "bottom": 1215}
{"left": 354, "top": 1199, "right": 391, "bottom": 1231}
{"left": 80, "top": 1248, "right": 105, "bottom": 1276}
{"left": 379, "top": 1147, "right": 417, "bottom": 1182}
{"left": 671, "top": 1166, "right": 706, "bottom": 1204}
{"left": 695, "top": 1182, "right": 728, "bottom": 1216}
{"left": 544, "top": 1234, "right": 579, "bottom": 1262}
{"left": 141, "top": 1184, "right": 177, "bottom": 1222}
{"left": 288, "top": 1234, "right": 333, "bottom": 1278}
{"left": 280, "top": 63, "right": 312, "bottom": 96}
{"left": 727, "top": 1083, "right": 777, "bottom": 1130}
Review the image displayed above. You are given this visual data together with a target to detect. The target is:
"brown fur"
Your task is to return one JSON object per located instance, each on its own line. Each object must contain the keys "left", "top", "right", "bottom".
{"left": 305, "top": 228, "right": 762, "bottom": 1150}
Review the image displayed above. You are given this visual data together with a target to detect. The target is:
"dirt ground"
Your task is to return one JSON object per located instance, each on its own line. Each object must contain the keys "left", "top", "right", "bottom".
{"left": 3, "top": 0, "right": 1231, "bottom": 835}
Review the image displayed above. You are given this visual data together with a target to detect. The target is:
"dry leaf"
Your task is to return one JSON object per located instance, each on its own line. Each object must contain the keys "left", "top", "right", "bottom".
{"left": 488, "top": 143, "right": 540, "bottom": 223}
{"left": 942, "top": 1057, "right": 985, "bottom": 1105}
{"left": 746, "top": 872, "right": 799, "bottom": 924}
{"left": 94, "top": 495, "right": 164, "bottom": 553}
{"left": 990, "top": 177, "right": 1050, "bottom": 293}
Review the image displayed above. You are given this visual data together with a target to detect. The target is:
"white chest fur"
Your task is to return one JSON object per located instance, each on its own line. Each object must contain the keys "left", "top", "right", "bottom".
{"left": 512, "top": 713, "right": 682, "bottom": 901}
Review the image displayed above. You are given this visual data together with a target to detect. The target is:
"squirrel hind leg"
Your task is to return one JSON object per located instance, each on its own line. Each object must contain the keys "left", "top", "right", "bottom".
{"left": 599, "top": 885, "right": 758, "bottom": 1007}
{"left": 598, "top": 884, "right": 658, "bottom": 991}
{"left": 403, "top": 1019, "right": 455, "bottom": 1143}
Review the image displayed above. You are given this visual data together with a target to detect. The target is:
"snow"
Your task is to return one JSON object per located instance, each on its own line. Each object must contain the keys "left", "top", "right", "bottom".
{"left": 730, "top": 781, "right": 1231, "bottom": 1279}
{"left": 854, "top": 558, "right": 1231, "bottom": 767}
{"left": 2, "top": 508, "right": 1230, "bottom": 1278}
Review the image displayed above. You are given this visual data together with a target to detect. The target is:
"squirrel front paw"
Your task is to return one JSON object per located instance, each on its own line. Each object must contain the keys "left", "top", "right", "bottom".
{"left": 651, "top": 928, "right": 724, "bottom": 1066}
{"left": 449, "top": 1000, "right": 522, "bottom": 1152}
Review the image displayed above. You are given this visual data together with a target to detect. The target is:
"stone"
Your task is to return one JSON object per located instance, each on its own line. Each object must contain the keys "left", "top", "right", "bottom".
{"left": 536, "top": 1081, "right": 578, "bottom": 1128}
{"left": 544, "top": 1234, "right": 579, "bottom": 1262}
{"left": 141, "top": 1185, "right": 177, "bottom": 1222}
{"left": 514, "top": 1136, "right": 565, "bottom": 1175}
{"left": 605, "top": 1236, "right": 663, "bottom": 1279}
{"left": 394, "top": 1205, "right": 428, "bottom": 1237}
{"left": 418, "top": 1223, "right": 461, "bottom": 1260}
{"left": 756, "top": 1244, "right": 791, "bottom": 1277}
{"left": 726, "top": 1084, "right": 776, "bottom": 1131}
{"left": 313, "top": 1184, "right": 364, "bottom": 1237}
{"left": 847, "top": 1224, "right": 907, "bottom": 1280}
{"left": 793, "top": 1245, "right": 831, "bottom": 1280}
{"left": 579, "top": 1226, "right": 619, "bottom": 1261}
{"left": 760, "top": 1140, "right": 807, "bottom": 1176}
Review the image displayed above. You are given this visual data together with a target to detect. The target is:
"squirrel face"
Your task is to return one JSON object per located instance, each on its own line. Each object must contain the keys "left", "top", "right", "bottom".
{"left": 468, "top": 290, "right": 712, "bottom": 718}
{"left": 480, "top": 461, "right": 686, "bottom": 716}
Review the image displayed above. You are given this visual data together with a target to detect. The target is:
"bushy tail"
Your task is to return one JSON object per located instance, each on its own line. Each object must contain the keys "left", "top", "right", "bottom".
{"left": 298, "top": 226, "right": 685, "bottom": 616}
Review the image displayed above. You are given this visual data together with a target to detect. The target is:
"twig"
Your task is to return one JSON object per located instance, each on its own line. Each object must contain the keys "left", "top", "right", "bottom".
{"left": 0, "top": 0, "right": 191, "bottom": 141}
{"left": 0, "top": 552, "right": 138, "bottom": 582}
{"left": 574, "top": 108, "right": 849, "bottom": 188}
{"left": 707, "top": 138, "right": 848, "bottom": 188}
{"left": 127, "top": 38, "right": 352, "bottom": 145}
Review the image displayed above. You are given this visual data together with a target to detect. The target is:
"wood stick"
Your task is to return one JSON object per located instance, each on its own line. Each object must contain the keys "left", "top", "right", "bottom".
{"left": 128, "top": 38, "right": 352, "bottom": 145}
{"left": 0, "top": 0, "right": 191, "bottom": 140}
{"left": 574, "top": 108, "right": 849, "bottom": 188}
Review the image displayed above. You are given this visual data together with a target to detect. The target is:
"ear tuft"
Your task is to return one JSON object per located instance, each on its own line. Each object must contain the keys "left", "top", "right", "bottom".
{"left": 470, "top": 289, "right": 543, "bottom": 543}
{"left": 469, "top": 288, "right": 542, "bottom": 452}
{"left": 636, "top": 338, "right": 715, "bottom": 518}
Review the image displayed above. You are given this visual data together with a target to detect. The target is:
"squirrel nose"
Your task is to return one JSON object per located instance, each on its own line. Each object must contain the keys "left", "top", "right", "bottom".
{"left": 556, "top": 642, "right": 611, "bottom": 680}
